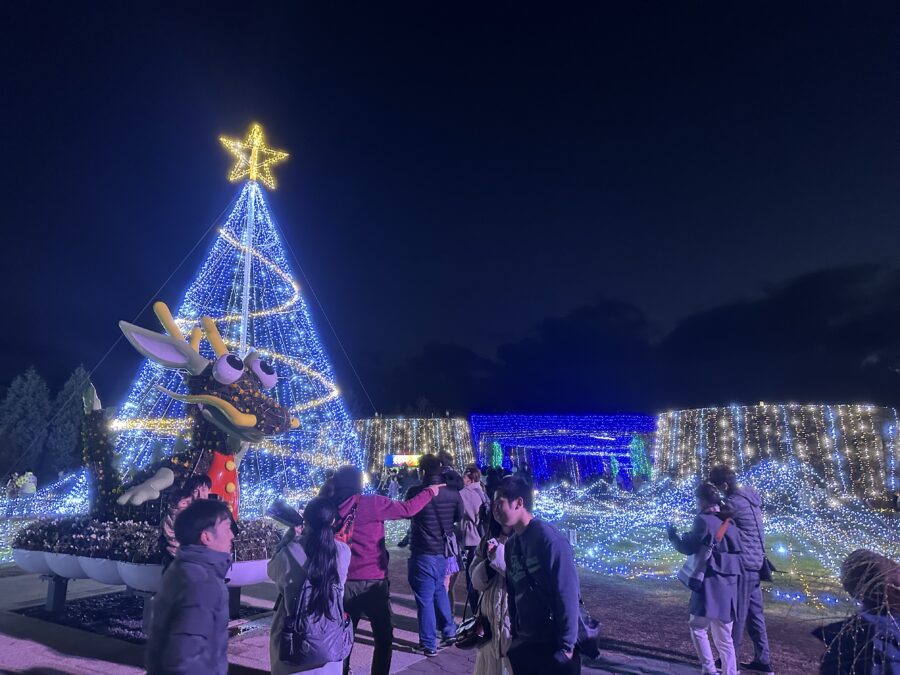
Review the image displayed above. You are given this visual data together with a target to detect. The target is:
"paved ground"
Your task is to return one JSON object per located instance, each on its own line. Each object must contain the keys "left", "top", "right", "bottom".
{"left": 0, "top": 561, "right": 701, "bottom": 674}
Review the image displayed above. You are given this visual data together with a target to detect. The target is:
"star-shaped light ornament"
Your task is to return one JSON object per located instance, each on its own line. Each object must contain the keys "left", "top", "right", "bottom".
{"left": 219, "top": 123, "right": 289, "bottom": 189}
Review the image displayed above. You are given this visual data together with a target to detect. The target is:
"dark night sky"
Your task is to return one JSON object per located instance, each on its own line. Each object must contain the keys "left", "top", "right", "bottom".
{"left": 5, "top": 2, "right": 900, "bottom": 416}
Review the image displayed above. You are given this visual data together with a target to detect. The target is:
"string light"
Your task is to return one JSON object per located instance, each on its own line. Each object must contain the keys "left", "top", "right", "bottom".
{"left": 469, "top": 414, "right": 656, "bottom": 482}
{"left": 354, "top": 417, "right": 477, "bottom": 470}
{"left": 533, "top": 459, "right": 900, "bottom": 607}
{"left": 113, "top": 179, "right": 363, "bottom": 514}
{"left": 219, "top": 123, "right": 289, "bottom": 190}
{"left": 654, "top": 404, "right": 900, "bottom": 500}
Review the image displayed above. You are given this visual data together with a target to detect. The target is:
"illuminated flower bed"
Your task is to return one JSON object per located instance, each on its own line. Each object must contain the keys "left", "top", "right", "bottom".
{"left": 534, "top": 460, "right": 900, "bottom": 608}
{"left": 11, "top": 518, "right": 284, "bottom": 590}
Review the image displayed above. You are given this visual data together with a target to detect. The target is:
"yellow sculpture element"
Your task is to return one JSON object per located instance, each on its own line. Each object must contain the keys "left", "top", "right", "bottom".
{"left": 220, "top": 123, "right": 289, "bottom": 189}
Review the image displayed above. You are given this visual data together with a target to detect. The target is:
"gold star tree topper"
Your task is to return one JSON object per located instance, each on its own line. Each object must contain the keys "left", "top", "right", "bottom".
{"left": 220, "top": 123, "right": 289, "bottom": 189}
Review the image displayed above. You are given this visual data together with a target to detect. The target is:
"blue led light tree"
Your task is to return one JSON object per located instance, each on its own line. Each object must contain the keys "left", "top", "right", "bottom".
{"left": 112, "top": 125, "right": 363, "bottom": 515}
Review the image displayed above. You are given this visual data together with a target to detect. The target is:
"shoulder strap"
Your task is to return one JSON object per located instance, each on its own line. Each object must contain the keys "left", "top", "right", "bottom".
{"left": 713, "top": 517, "right": 732, "bottom": 543}
{"left": 335, "top": 495, "right": 361, "bottom": 537}
{"left": 431, "top": 493, "right": 448, "bottom": 538}
{"left": 514, "top": 533, "right": 552, "bottom": 610}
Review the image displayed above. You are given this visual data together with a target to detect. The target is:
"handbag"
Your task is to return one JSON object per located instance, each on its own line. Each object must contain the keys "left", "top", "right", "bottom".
{"left": 677, "top": 517, "right": 732, "bottom": 592}
{"left": 455, "top": 544, "right": 493, "bottom": 650}
{"left": 746, "top": 499, "right": 778, "bottom": 582}
{"left": 432, "top": 497, "right": 459, "bottom": 558}
{"left": 455, "top": 612, "right": 492, "bottom": 649}
{"left": 514, "top": 536, "right": 601, "bottom": 659}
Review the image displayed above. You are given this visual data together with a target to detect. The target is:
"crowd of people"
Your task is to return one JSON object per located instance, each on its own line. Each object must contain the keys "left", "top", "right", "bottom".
{"left": 143, "top": 457, "right": 899, "bottom": 675}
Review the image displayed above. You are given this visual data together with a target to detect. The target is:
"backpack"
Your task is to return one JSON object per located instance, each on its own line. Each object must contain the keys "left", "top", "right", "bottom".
{"left": 279, "top": 573, "right": 353, "bottom": 668}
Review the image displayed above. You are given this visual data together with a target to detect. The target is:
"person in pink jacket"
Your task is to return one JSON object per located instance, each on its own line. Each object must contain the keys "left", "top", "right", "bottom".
{"left": 328, "top": 466, "right": 442, "bottom": 675}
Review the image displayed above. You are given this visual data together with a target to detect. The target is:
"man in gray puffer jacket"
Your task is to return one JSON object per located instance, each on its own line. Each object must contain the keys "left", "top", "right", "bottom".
{"left": 709, "top": 465, "right": 773, "bottom": 674}
{"left": 147, "top": 499, "right": 234, "bottom": 675}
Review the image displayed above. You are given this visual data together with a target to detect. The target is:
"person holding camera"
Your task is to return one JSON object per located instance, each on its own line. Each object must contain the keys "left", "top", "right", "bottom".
{"left": 268, "top": 497, "right": 352, "bottom": 675}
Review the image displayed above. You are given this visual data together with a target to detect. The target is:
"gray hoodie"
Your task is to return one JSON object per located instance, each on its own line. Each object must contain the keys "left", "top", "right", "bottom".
{"left": 724, "top": 485, "right": 766, "bottom": 572}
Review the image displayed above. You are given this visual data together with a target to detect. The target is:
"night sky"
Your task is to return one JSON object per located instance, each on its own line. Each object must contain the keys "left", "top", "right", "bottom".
{"left": 5, "top": 3, "right": 900, "bottom": 416}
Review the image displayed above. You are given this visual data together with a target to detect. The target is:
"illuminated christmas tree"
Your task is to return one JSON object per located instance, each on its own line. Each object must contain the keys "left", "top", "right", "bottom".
{"left": 490, "top": 441, "right": 503, "bottom": 468}
{"left": 628, "top": 436, "right": 652, "bottom": 480}
{"left": 112, "top": 124, "right": 363, "bottom": 515}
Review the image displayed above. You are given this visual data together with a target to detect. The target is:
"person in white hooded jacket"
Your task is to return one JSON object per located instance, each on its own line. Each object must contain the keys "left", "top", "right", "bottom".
{"left": 470, "top": 507, "right": 514, "bottom": 675}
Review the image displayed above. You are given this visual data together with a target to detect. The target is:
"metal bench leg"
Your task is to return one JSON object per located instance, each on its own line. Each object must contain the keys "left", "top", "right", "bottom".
{"left": 44, "top": 575, "right": 68, "bottom": 615}
{"left": 228, "top": 587, "right": 241, "bottom": 619}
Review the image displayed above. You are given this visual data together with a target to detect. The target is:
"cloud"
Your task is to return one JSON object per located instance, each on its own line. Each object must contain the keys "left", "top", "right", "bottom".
{"left": 361, "top": 263, "right": 900, "bottom": 414}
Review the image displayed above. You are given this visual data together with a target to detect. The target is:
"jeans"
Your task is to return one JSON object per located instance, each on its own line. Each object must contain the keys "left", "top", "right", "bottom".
{"left": 733, "top": 569, "right": 771, "bottom": 664}
{"left": 343, "top": 579, "right": 394, "bottom": 675}
{"left": 408, "top": 554, "right": 456, "bottom": 650}
{"left": 688, "top": 614, "right": 736, "bottom": 675}
{"left": 507, "top": 641, "right": 581, "bottom": 675}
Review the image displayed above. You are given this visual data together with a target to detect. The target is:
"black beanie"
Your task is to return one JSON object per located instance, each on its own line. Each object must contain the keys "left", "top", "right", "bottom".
{"left": 332, "top": 466, "right": 363, "bottom": 506}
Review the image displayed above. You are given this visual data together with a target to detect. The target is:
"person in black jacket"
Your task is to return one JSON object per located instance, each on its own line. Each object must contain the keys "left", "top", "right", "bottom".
{"left": 498, "top": 474, "right": 582, "bottom": 675}
{"left": 406, "top": 453, "right": 464, "bottom": 656}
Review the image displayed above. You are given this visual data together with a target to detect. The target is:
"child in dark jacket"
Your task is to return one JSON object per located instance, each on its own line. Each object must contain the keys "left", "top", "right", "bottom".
{"left": 816, "top": 549, "right": 900, "bottom": 674}
{"left": 668, "top": 483, "right": 743, "bottom": 675}
{"left": 147, "top": 499, "right": 235, "bottom": 675}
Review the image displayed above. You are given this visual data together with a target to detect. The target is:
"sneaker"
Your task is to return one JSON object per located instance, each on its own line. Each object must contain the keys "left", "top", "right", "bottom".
{"left": 439, "top": 635, "right": 457, "bottom": 647}
{"left": 412, "top": 645, "right": 438, "bottom": 657}
{"left": 740, "top": 660, "right": 774, "bottom": 674}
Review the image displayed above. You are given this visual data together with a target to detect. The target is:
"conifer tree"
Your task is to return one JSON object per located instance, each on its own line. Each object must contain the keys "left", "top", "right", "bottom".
{"left": 0, "top": 367, "right": 51, "bottom": 475}
{"left": 42, "top": 365, "right": 91, "bottom": 477}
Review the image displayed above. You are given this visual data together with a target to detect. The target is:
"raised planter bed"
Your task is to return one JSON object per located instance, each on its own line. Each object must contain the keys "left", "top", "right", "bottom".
{"left": 45, "top": 553, "right": 89, "bottom": 579}
{"left": 12, "top": 549, "right": 52, "bottom": 575}
{"left": 117, "top": 562, "right": 164, "bottom": 593}
{"left": 78, "top": 556, "right": 125, "bottom": 585}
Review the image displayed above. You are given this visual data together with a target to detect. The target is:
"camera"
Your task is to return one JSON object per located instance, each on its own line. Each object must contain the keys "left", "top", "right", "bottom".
{"left": 266, "top": 499, "right": 304, "bottom": 528}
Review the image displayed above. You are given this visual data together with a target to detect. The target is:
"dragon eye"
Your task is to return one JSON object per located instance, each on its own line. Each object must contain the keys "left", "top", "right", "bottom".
{"left": 213, "top": 354, "right": 244, "bottom": 384}
{"left": 250, "top": 358, "right": 277, "bottom": 389}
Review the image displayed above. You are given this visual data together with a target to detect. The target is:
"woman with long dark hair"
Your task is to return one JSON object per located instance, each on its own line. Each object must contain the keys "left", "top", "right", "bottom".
{"left": 470, "top": 500, "right": 514, "bottom": 675}
{"left": 269, "top": 497, "right": 352, "bottom": 674}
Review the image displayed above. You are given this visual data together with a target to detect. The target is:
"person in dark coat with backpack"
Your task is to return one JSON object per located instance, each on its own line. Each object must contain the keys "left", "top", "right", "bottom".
{"left": 668, "top": 483, "right": 743, "bottom": 675}
{"left": 147, "top": 499, "right": 235, "bottom": 675}
{"left": 407, "top": 453, "right": 464, "bottom": 656}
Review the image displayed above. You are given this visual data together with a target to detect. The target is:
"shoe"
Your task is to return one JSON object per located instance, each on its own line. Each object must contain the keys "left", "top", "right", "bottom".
{"left": 439, "top": 635, "right": 457, "bottom": 647}
{"left": 412, "top": 645, "right": 438, "bottom": 657}
{"left": 740, "top": 661, "right": 774, "bottom": 674}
